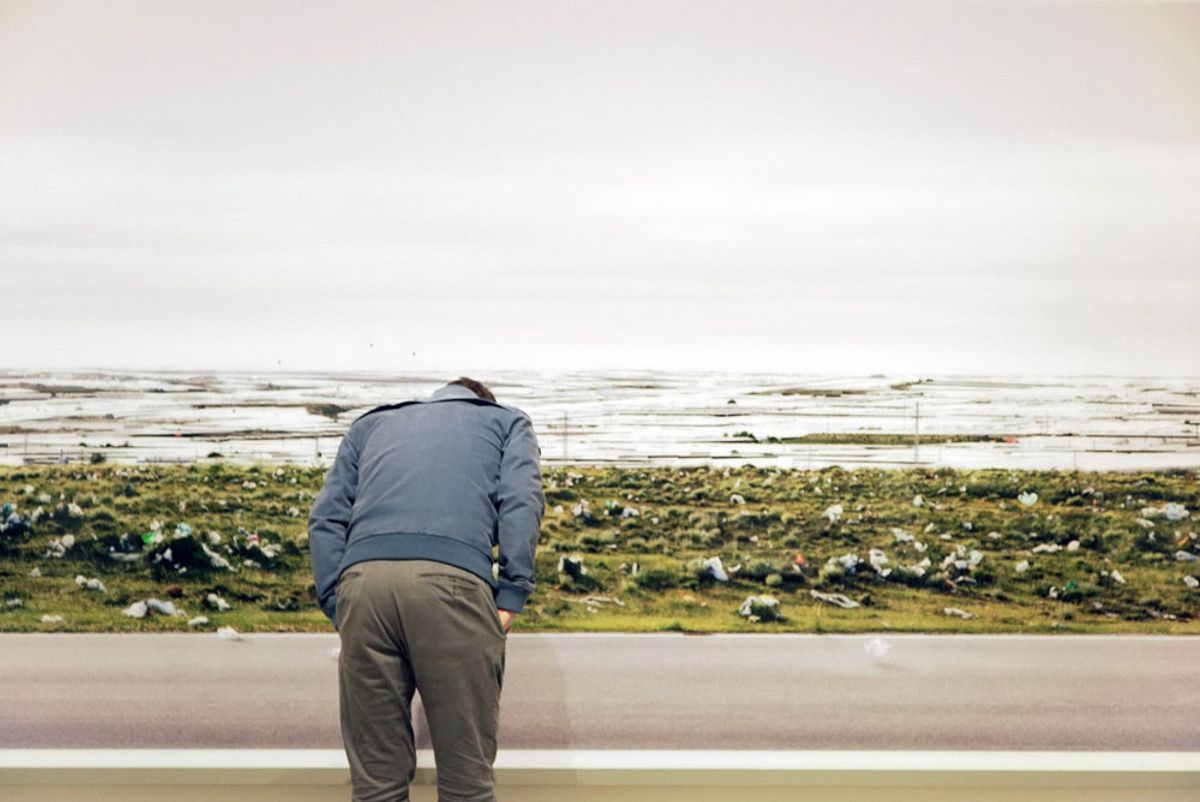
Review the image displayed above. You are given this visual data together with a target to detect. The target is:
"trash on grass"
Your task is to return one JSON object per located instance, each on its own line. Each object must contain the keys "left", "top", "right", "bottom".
{"left": 809, "top": 589, "right": 859, "bottom": 608}
{"left": 738, "top": 594, "right": 781, "bottom": 621}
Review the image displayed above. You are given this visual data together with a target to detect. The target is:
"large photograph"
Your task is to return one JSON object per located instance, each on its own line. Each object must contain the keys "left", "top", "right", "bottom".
{"left": 1, "top": 2, "right": 1197, "bottom": 801}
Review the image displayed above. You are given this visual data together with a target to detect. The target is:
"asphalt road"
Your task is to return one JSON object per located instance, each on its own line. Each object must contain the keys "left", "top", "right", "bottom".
{"left": 2, "top": 633, "right": 1196, "bottom": 751}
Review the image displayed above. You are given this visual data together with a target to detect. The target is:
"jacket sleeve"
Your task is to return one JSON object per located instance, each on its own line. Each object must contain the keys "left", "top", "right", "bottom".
{"left": 493, "top": 413, "right": 545, "bottom": 613}
{"left": 308, "top": 424, "right": 360, "bottom": 630}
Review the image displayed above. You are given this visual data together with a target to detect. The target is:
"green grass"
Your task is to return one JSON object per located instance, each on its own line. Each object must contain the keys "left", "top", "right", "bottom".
{"left": 1, "top": 462, "right": 1197, "bottom": 634}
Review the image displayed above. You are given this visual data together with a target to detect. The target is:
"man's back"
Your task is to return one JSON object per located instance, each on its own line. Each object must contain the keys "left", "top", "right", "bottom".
{"left": 313, "top": 379, "right": 541, "bottom": 802}
{"left": 308, "top": 381, "right": 545, "bottom": 630}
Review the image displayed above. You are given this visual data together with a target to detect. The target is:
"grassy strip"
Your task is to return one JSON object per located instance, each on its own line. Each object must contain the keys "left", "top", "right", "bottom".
{"left": 0, "top": 463, "right": 1197, "bottom": 634}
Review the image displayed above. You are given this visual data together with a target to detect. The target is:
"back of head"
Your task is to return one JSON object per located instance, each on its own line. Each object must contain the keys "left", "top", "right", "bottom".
{"left": 448, "top": 376, "right": 496, "bottom": 403}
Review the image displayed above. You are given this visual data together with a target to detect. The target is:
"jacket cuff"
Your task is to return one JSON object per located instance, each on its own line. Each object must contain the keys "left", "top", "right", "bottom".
{"left": 495, "top": 580, "right": 530, "bottom": 613}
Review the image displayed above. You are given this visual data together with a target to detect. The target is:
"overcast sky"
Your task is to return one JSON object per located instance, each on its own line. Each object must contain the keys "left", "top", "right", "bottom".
{"left": 1, "top": 0, "right": 1197, "bottom": 376}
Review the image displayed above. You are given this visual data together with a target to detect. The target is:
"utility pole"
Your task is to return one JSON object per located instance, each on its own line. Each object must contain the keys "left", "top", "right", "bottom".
{"left": 913, "top": 400, "right": 921, "bottom": 464}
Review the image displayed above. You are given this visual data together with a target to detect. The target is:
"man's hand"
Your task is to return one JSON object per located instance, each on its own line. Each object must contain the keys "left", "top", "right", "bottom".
{"left": 497, "top": 608, "right": 516, "bottom": 634}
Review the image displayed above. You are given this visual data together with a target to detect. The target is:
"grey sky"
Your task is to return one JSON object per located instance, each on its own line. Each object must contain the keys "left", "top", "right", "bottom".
{"left": 2, "top": 0, "right": 1197, "bottom": 375}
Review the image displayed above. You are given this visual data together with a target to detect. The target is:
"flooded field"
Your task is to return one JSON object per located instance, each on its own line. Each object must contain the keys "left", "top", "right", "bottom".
{"left": 0, "top": 369, "right": 1197, "bottom": 470}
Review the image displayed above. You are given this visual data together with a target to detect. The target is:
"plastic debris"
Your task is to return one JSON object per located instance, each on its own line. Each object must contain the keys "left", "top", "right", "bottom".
{"left": 1031, "top": 543, "right": 1062, "bottom": 553}
{"left": 729, "top": 493, "right": 746, "bottom": 505}
{"left": 557, "top": 555, "right": 587, "bottom": 579}
{"left": 694, "top": 556, "right": 729, "bottom": 582}
{"left": 864, "top": 636, "right": 892, "bottom": 659}
{"left": 28, "top": 567, "right": 41, "bottom": 578}
{"left": 187, "top": 615, "right": 210, "bottom": 627}
{"left": 1184, "top": 576, "right": 1199, "bottom": 589}
{"left": 122, "top": 597, "right": 182, "bottom": 618}
{"left": 217, "top": 626, "right": 242, "bottom": 641}
{"left": 823, "top": 504, "right": 843, "bottom": 523}
{"left": 44, "top": 534, "right": 75, "bottom": 558}
{"left": 738, "top": 594, "right": 781, "bottom": 622}
{"left": 1066, "top": 540, "right": 1080, "bottom": 551}
{"left": 148, "top": 598, "right": 180, "bottom": 615}
{"left": 40, "top": 614, "right": 65, "bottom": 624}
{"left": 571, "top": 500, "right": 589, "bottom": 517}
{"left": 74, "top": 574, "right": 107, "bottom": 593}
{"left": 1015, "top": 560, "right": 1030, "bottom": 573}
{"left": 809, "top": 589, "right": 859, "bottom": 608}
{"left": 1141, "top": 503, "right": 1189, "bottom": 522}
{"left": 1174, "top": 551, "right": 1198, "bottom": 563}
{"left": 205, "top": 592, "right": 231, "bottom": 611}
{"left": 943, "top": 607, "right": 975, "bottom": 619}
{"left": 891, "top": 527, "right": 913, "bottom": 544}
{"left": 1018, "top": 491, "right": 1038, "bottom": 507}
{"left": 912, "top": 494, "right": 924, "bottom": 507}
{"left": 621, "top": 506, "right": 639, "bottom": 518}
{"left": 122, "top": 601, "right": 148, "bottom": 618}
{"left": 1109, "top": 569, "right": 1126, "bottom": 585}
{"left": 868, "top": 548, "right": 890, "bottom": 574}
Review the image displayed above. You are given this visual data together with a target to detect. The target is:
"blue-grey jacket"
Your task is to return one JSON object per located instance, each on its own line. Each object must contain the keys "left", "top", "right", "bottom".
{"left": 308, "top": 382, "right": 545, "bottom": 630}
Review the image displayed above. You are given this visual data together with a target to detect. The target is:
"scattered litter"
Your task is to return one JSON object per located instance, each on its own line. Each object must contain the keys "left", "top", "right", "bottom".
{"left": 1066, "top": 540, "right": 1080, "bottom": 552}
{"left": 1174, "top": 551, "right": 1198, "bottom": 563}
{"left": 205, "top": 592, "right": 232, "bottom": 611}
{"left": 217, "top": 626, "right": 242, "bottom": 641}
{"left": 809, "top": 589, "right": 859, "bottom": 608}
{"left": 553, "top": 504, "right": 564, "bottom": 515}
{"left": 40, "top": 614, "right": 64, "bottom": 624}
{"left": 187, "top": 616, "right": 210, "bottom": 627}
{"left": 329, "top": 645, "right": 341, "bottom": 659}
{"left": 891, "top": 527, "right": 913, "bottom": 544}
{"left": 621, "top": 506, "right": 639, "bottom": 518}
{"left": 1135, "top": 518, "right": 1155, "bottom": 529}
{"left": 738, "top": 594, "right": 781, "bottom": 621}
{"left": 6, "top": 597, "right": 23, "bottom": 607}
{"left": 1141, "top": 503, "right": 1189, "bottom": 522}
{"left": 557, "top": 555, "right": 588, "bottom": 579}
{"left": 1184, "top": 576, "right": 1199, "bottom": 589}
{"left": 1032, "top": 543, "right": 1062, "bottom": 553}
{"left": 44, "top": 534, "right": 76, "bottom": 559}
{"left": 1018, "top": 491, "right": 1038, "bottom": 507}
{"left": 987, "top": 531, "right": 1002, "bottom": 541}
{"left": 122, "top": 601, "right": 148, "bottom": 619}
{"left": 868, "top": 548, "right": 890, "bottom": 575}
{"left": 694, "top": 556, "right": 729, "bottom": 582}
{"left": 1015, "top": 560, "right": 1030, "bottom": 573}
{"left": 121, "top": 597, "right": 182, "bottom": 619}
{"left": 571, "top": 500, "right": 589, "bottom": 517}
{"left": 73, "top": 575, "right": 107, "bottom": 593}
{"left": 864, "top": 636, "right": 892, "bottom": 658}
{"left": 729, "top": 493, "right": 746, "bottom": 505}
{"left": 943, "top": 607, "right": 975, "bottom": 619}
{"left": 823, "top": 504, "right": 843, "bottom": 523}
{"left": 912, "top": 494, "right": 924, "bottom": 507}
{"left": 28, "top": 567, "right": 41, "bottom": 578}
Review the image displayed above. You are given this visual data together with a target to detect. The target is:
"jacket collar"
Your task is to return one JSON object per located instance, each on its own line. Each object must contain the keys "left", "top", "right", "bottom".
{"left": 428, "top": 383, "right": 481, "bottom": 402}
{"left": 353, "top": 382, "right": 496, "bottom": 424}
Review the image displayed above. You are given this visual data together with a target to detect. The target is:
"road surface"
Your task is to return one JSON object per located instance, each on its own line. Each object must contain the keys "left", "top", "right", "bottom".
{"left": 2, "top": 633, "right": 1196, "bottom": 751}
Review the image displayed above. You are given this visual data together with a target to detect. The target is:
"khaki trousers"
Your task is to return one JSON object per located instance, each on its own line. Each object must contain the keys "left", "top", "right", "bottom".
{"left": 336, "top": 558, "right": 507, "bottom": 802}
